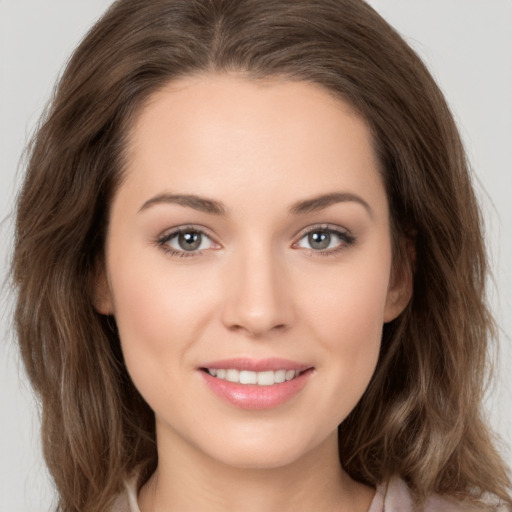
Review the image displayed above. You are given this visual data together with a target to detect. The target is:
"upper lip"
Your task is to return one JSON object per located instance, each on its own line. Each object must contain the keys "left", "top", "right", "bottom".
{"left": 199, "top": 357, "right": 313, "bottom": 372}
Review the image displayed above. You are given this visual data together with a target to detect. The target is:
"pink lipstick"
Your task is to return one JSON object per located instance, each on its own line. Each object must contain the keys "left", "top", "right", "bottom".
{"left": 198, "top": 358, "right": 314, "bottom": 410}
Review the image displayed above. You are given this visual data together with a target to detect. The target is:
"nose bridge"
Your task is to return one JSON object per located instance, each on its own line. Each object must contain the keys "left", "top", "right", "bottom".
{"left": 221, "top": 237, "right": 293, "bottom": 336}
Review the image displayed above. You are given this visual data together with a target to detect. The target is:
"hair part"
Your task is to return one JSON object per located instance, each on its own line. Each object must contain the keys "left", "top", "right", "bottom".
{"left": 11, "top": 0, "right": 511, "bottom": 510}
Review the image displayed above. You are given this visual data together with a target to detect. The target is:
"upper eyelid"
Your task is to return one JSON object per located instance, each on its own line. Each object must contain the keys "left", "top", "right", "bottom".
{"left": 156, "top": 226, "right": 220, "bottom": 258}
{"left": 156, "top": 223, "right": 352, "bottom": 249}
{"left": 293, "top": 223, "right": 352, "bottom": 240}
{"left": 158, "top": 224, "right": 216, "bottom": 240}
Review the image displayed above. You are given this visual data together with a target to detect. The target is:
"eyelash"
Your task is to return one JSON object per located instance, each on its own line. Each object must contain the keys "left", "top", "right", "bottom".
{"left": 156, "top": 225, "right": 216, "bottom": 258}
{"left": 293, "top": 224, "right": 356, "bottom": 257}
{"left": 156, "top": 224, "right": 356, "bottom": 259}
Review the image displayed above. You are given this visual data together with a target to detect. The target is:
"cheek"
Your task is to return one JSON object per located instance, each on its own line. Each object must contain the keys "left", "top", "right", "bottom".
{"left": 107, "top": 256, "right": 222, "bottom": 422}
{"left": 304, "top": 255, "right": 391, "bottom": 341}
{"left": 108, "top": 252, "right": 221, "bottom": 368}
{"left": 313, "top": 286, "right": 384, "bottom": 382}
{"left": 298, "top": 250, "right": 392, "bottom": 401}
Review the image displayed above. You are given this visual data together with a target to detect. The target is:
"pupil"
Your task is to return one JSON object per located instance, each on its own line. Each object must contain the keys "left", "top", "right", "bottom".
{"left": 178, "top": 231, "right": 201, "bottom": 251}
{"left": 308, "top": 231, "right": 330, "bottom": 250}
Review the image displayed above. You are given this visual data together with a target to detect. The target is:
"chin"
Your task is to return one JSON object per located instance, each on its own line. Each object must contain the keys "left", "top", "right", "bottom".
{"left": 199, "top": 426, "right": 333, "bottom": 471}
{"left": 210, "top": 445, "right": 308, "bottom": 470}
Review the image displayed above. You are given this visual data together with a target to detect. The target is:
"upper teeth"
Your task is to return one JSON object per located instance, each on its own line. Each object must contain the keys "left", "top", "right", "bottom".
{"left": 207, "top": 368, "right": 299, "bottom": 385}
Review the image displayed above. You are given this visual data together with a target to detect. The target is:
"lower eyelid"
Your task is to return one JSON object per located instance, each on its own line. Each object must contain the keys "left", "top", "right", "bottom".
{"left": 156, "top": 225, "right": 354, "bottom": 257}
{"left": 165, "top": 248, "right": 206, "bottom": 258}
{"left": 156, "top": 227, "right": 215, "bottom": 254}
{"left": 298, "top": 239, "right": 356, "bottom": 259}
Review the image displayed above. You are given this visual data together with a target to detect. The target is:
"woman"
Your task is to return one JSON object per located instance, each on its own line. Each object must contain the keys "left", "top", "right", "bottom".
{"left": 10, "top": 0, "right": 511, "bottom": 510}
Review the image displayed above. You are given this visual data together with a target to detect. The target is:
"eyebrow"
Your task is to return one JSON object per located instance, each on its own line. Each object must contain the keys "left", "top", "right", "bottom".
{"left": 139, "top": 191, "right": 373, "bottom": 218}
{"left": 289, "top": 192, "right": 374, "bottom": 218}
{"left": 139, "top": 193, "right": 226, "bottom": 215}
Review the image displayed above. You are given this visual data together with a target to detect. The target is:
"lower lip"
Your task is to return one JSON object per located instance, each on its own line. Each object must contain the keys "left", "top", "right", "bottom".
{"left": 199, "top": 369, "right": 313, "bottom": 410}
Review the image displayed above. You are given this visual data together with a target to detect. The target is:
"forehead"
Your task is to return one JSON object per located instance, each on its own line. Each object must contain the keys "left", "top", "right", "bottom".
{"left": 120, "top": 73, "right": 386, "bottom": 215}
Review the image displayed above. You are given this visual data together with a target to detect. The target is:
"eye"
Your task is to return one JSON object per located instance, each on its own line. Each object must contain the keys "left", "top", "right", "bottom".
{"left": 294, "top": 226, "right": 355, "bottom": 254}
{"left": 157, "top": 227, "right": 218, "bottom": 256}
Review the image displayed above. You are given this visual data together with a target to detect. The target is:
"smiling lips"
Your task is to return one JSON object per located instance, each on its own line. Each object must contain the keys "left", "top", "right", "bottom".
{"left": 199, "top": 358, "right": 314, "bottom": 409}
{"left": 206, "top": 368, "right": 301, "bottom": 385}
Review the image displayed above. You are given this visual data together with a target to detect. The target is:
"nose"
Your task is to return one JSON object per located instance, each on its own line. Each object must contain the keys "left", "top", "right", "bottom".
{"left": 220, "top": 244, "right": 295, "bottom": 337}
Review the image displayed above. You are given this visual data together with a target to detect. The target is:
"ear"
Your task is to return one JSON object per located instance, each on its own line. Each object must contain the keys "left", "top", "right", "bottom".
{"left": 92, "top": 266, "right": 114, "bottom": 316}
{"left": 383, "top": 236, "right": 415, "bottom": 323}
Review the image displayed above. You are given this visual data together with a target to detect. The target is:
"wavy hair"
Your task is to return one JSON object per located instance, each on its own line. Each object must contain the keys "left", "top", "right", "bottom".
{"left": 11, "top": 0, "right": 511, "bottom": 510}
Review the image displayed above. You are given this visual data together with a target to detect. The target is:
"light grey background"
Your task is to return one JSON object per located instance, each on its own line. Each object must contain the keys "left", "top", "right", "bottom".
{"left": 1, "top": 1, "right": 511, "bottom": 510}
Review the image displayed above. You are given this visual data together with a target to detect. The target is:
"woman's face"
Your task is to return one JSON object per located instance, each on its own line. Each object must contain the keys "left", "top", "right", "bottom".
{"left": 97, "top": 74, "right": 410, "bottom": 469}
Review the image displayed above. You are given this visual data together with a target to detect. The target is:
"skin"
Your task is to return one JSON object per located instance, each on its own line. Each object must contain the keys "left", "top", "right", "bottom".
{"left": 96, "top": 73, "right": 411, "bottom": 511}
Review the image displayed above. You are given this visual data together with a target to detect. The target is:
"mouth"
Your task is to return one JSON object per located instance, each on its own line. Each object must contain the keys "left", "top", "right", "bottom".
{"left": 200, "top": 368, "right": 307, "bottom": 386}
{"left": 198, "top": 358, "right": 314, "bottom": 409}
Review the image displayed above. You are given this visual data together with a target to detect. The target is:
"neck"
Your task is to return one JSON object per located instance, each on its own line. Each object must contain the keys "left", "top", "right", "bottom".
{"left": 138, "top": 426, "right": 374, "bottom": 512}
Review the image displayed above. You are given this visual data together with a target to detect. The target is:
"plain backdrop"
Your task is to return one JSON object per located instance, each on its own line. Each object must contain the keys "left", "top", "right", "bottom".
{"left": 1, "top": 1, "right": 511, "bottom": 510}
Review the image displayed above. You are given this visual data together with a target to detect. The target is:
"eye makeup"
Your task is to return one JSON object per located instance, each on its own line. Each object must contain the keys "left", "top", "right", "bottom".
{"left": 154, "top": 222, "right": 356, "bottom": 259}
{"left": 292, "top": 223, "right": 356, "bottom": 258}
{"left": 155, "top": 225, "right": 220, "bottom": 258}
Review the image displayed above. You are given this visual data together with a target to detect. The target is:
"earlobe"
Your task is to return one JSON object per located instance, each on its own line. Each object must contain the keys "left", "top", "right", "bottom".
{"left": 384, "top": 236, "right": 415, "bottom": 323}
{"left": 92, "top": 268, "right": 114, "bottom": 315}
{"left": 383, "top": 275, "right": 412, "bottom": 323}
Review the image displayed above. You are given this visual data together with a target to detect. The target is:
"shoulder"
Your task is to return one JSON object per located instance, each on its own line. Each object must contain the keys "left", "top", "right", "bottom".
{"left": 372, "top": 476, "right": 511, "bottom": 512}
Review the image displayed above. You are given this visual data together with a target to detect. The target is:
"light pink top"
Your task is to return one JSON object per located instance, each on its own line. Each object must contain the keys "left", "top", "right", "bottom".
{"left": 112, "top": 475, "right": 510, "bottom": 511}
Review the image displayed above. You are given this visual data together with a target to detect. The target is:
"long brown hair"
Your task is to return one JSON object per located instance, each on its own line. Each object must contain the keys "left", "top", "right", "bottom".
{"left": 11, "top": 0, "right": 511, "bottom": 510}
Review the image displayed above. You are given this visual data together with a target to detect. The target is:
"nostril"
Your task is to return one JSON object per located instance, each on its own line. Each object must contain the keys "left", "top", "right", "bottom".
{"left": 227, "top": 322, "right": 288, "bottom": 337}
